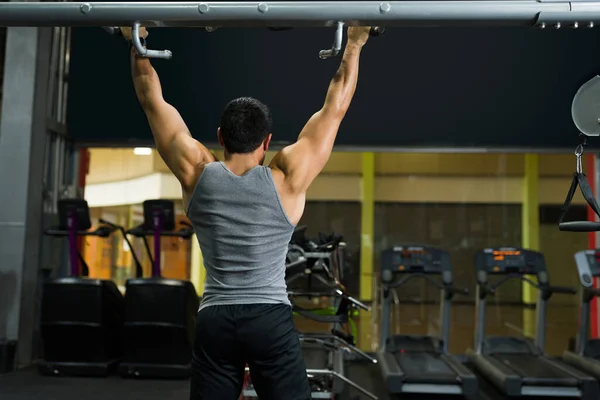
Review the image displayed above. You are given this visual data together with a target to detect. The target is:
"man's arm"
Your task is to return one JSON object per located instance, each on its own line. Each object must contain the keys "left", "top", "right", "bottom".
{"left": 270, "top": 26, "right": 371, "bottom": 193}
{"left": 126, "top": 29, "right": 216, "bottom": 190}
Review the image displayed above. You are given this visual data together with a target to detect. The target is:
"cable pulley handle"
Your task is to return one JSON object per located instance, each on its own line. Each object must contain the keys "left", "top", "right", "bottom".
{"left": 558, "top": 139, "right": 600, "bottom": 232}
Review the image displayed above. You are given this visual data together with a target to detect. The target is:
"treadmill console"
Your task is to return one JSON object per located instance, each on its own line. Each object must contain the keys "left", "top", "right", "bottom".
{"left": 574, "top": 249, "right": 600, "bottom": 287}
{"left": 474, "top": 247, "right": 548, "bottom": 284}
{"left": 381, "top": 245, "right": 452, "bottom": 283}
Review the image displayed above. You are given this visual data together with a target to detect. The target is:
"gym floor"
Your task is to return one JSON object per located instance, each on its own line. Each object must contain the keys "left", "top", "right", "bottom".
{"left": 0, "top": 362, "right": 574, "bottom": 400}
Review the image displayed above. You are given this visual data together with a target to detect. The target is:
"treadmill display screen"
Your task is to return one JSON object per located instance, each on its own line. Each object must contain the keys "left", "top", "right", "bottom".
{"left": 393, "top": 250, "right": 432, "bottom": 267}
{"left": 476, "top": 247, "right": 544, "bottom": 275}
{"left": 381, "top": 246, "right": 450, "bottom": 274}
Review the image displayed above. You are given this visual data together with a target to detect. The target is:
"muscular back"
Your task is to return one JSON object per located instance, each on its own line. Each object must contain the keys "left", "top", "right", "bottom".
{"left": 187, "top": 161, "right": 294, "bottom": 310}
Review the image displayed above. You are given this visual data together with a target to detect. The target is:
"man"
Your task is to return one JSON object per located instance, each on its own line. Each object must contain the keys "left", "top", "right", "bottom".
{"left": 122, "top": 25, "right": 371, "bottom": 400}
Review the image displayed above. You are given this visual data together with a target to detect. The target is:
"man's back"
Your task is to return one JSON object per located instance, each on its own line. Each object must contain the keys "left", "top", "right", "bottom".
{"left": 187, "top": 161, "right": 294, "bottom": 310}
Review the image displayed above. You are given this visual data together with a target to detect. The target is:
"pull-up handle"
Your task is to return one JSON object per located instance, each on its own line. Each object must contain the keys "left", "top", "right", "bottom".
{"left": 319, "top": 24, "right": 386, "bottom": 59}
{"left": 132, "top": 22, "right": 173, "bottom": 59}
{"left": 369, "top": 26, "right": 386, "bottom": 37}
{"left": 319, "top": 21, "right": 344, "bottom": 59}
{"left": 103, "top": 24, "right": 172, "bottom": 59}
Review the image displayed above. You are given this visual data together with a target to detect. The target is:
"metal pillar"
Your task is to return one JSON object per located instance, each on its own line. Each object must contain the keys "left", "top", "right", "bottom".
{"left": 360, "top": 152, "right": 375, "bottom": 302}
{"left": 590, "top": 154, "right": 600, "bottom": 339}
{"left": 522, "top": 153, "right": 539, "bottom": 339}
{"left": 360, "top": 152, "right": 375, "bottom": 351}
{"left": 0, "top": 26, "right": 52, "bottom": 367}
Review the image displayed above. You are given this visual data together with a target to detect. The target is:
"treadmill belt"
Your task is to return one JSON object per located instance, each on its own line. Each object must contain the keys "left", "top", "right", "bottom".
{"left": 495, "top": 354, "right": 578, "bottom": 386}
{"left": 395, "top": 352, "right": 458, "bottom": 384}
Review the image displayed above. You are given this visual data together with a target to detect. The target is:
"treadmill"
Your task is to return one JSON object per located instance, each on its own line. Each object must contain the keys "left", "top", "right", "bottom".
{"left": 377, "top": 245, "right": 478, "bottom": 396}
{"left": 466, "top": 247, "right": 599, "bottom": 400}
{"left": 563, "top": 249, "right": 600, "bottom": 379}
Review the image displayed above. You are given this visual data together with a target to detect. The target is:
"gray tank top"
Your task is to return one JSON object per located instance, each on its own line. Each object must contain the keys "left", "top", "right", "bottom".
{"left": 187, "top": 161, "right": 294, "bottom": 311}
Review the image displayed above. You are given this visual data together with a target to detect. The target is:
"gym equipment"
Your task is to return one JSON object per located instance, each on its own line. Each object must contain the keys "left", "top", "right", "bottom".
{"left": 377, "top": 245, "right": 477, "bottom": 396}
{"left": 2, "top": 1, "right": 600, "bottom": 28}
{"left": 103, "top": 23, "right": 383, "bottom": 60}
{"left": 118, "top": 199, "right": 197, "bottom": 379}
{"left": 466, "top": 247, "right": 599, "bottom": 399}
{"left": 244, "top": 230, "right": 377, "bottom": 399}
{"left": 563, "top": 249, "right": 600, "bottom": 379}
{"left": 242, "top": 290, "right": 378, "bottom": 399}
{"left": 573, "top": 77, "right": 600, "bottom": 137}
{"left": 286, "top": 228, "right": 346, "bottom": 292}
{"left": 39, "top": 198, "right": 126, "bottom": 377}
{"left": 558, "top": 136, "right": 600, "bottom": 232}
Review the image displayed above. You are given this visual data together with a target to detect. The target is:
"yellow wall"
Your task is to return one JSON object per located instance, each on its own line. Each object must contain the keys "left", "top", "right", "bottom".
{"left": 87, "top": 148, "right": 156, "bottom": 184}
{"left": 87, "top": 149, "right": 582, "bottom": 204}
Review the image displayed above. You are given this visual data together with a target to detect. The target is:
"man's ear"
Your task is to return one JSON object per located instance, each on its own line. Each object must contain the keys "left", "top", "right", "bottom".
{"left": 217, "top": 127, "right": 224, "bottom": 147}
{"left": 263, "top": 134, "right": 272, "bottom": 151}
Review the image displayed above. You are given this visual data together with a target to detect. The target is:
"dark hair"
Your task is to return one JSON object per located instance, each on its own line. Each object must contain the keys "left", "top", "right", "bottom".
{"left": 219, "top": 97, "right": 272, "bottom": 154}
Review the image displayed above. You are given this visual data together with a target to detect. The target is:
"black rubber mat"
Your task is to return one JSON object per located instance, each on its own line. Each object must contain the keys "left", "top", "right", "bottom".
{"left": 1, "top": 362, "right": 579, "bottom": 400}
{"left": 0, "top": 369, "right": 189, "bottom": 400}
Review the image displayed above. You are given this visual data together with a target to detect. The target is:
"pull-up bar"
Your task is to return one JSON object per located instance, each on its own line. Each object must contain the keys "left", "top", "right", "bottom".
{"left": 1, "top": 1, "right": 600, "bottom": 28}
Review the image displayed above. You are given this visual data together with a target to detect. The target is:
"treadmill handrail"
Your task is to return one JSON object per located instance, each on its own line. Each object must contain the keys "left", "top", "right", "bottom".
{"left": 479, "top": 274, "right": 576, "bottom": 300}
{"left": 99, "top": 218, "right": 144, "bottom": 278}
{"left": 583, "top": 287, "right": 600, "bottom": 303}
{"left": 384, "top": 273, "right": 467, "bottom": 299}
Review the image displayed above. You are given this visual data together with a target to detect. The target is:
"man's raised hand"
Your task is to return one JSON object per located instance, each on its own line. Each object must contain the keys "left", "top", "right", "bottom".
{"left": 347, "top": 26, "right": 371, "bottom": 47}
{"left": 119, "top": 26, "right": 149, "bottom": 42}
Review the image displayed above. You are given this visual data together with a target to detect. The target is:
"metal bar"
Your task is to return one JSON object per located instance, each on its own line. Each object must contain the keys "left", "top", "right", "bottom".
{"left": 306, "top": 369, "right": 378, "bottom": 399}
{"left": 579, "top": 290, "right": 591, "bottom": 355}
{"left": 474, "top": 283, "right": 487, "bottom": 354}
{"left": 440, "top": 288, "right": 451, "bottom": 354}
{"left": 534, "top": 290, "right": 547, "bottom": 350}
{"left": 380, "top": 289, "right": 391, "bottom": 349}
{"left": 243, "top": 366, "right": 378, "bottom": 399}
{"left": 0, "top": 1, "right": 598, "bottom": 28}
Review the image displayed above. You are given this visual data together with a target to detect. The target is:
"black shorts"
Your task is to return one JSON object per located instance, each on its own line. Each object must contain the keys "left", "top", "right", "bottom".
{"left": 190, "top": 303, "right": 311, "bottom": 400}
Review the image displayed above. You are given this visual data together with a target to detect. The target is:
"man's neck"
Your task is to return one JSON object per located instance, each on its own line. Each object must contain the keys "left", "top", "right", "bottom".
{"left": 224, "top": 152, "right": 262, "bottom": 175}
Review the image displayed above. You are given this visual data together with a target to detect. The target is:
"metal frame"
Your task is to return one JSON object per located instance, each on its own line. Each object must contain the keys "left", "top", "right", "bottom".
{"left": 562, "top": 250, "right": 600, "bottom": 383}
{"left": 243, "top": 367, "right": 378, "bottom": 399}
{"left": 380, "top": 276, "right": 452, "bottom": 353}
{"left": 1, "top": 1, "right": 600, "bottom": 28}
{"left": 0, "top": 25, "right": 54, "bottom": 367}
{"left": 74, "top": 141, "right": 600, "bottom": 154}
{"left": 377, "top": 248, "right": 477, "bottom": 396}
{"left": 469, "top": 253, "right": 597, "bottom": 399}
{"left": 575, "top": 250, "right": 595, "bottom": 354}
